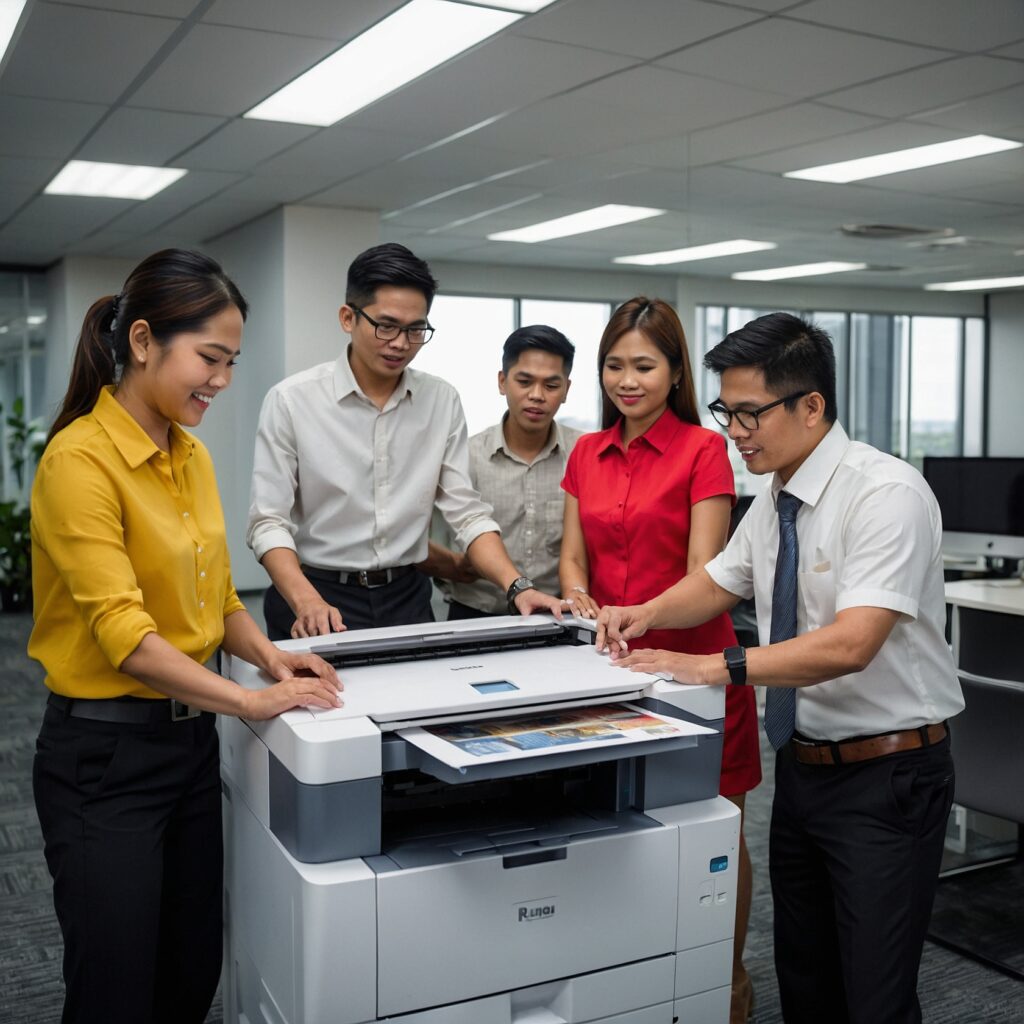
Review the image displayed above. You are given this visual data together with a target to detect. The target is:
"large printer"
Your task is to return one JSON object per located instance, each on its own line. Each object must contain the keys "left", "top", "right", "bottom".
{"left": 221, "top": 615, "right": 740, "bottom": 1024}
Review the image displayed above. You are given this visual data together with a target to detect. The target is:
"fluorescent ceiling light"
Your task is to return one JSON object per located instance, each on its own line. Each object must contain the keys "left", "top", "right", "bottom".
{"left": 26, "top": 314, "right": 46, "bottom": 325}
{"left": 245, "top": 0, "right": 520, "bottom": 127}
{"left": 488, "top": 204, "right": 665, "bottom": 243}
{"left": 0, "top": 1, "right": 28, "bottom": 65}
{"left": 785, "top": 135, "right": 1022, "bottom": 183}
{"left": 924, "top": 276, "right": 1024, "bottom": 292}
{"left": 614, "top": 239, "right": 776, "bottom": 266}
{"left": 732, "top": 262, "right": 867, "bottom": 282}
{"left": 44, "top": 160, "right": 186, "bottom": 200}
{"left": 468, "top": 0, "right": 557, "bottom": 9}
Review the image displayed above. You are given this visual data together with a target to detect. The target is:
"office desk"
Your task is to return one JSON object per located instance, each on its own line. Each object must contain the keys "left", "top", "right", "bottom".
{"left": 931, "top": 580, "right": 1024, "bottom": 981}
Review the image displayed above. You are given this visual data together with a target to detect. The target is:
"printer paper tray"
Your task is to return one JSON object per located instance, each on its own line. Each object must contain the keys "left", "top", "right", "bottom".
{"left": 398, "top": 701, "right": 715, "bottom": 784}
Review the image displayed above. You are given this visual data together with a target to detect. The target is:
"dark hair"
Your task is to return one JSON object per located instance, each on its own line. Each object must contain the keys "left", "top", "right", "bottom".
{"left": 345, "top": 242, "right": 438, "bottom": 311}
{"left": 47, "top": 248, "right": 248, "bottom": 445}
{"left": 703, "top": 312, "right": 837, "bottom": 423}
{"left": 597, "top": 297, "right": 700, "bottom": 430}
{"left": 501, "top": 324, "right": 575, "bottom": 375}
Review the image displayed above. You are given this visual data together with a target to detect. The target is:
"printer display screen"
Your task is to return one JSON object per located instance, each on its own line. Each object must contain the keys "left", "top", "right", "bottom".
{"left": 471, "top": 681, "right": 519, "bottom": 694}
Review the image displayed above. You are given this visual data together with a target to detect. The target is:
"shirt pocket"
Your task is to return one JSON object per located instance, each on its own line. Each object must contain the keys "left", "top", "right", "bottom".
{"left": 799, "top": 564, "right": 836, "bottom": 631}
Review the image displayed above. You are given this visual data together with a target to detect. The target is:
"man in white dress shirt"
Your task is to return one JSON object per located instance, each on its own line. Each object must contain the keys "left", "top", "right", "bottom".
{"left": 595, "top": 313, "right": 963, "bottom": 1024}
{"left": 247, "top": 243, "right": 564, "bottom": 639}
{"left": 429, "top": 324, "right": 581, "bottom": 619}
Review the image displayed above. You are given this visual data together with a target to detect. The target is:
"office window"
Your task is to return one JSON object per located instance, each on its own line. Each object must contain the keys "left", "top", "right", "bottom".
{"left": 696, "top": 304, "right": 986, "bottom": 479}
{"left": 416, "top": 294, "right": 612, "bottom": 437}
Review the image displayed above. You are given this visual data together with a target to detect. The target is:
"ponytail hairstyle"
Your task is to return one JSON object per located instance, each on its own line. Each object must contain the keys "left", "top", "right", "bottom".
{"left": 597, "top": 296, "right": 700, "bottom": 430}
{"left": 47, "top": 248, "right": 248, "bottom": 445}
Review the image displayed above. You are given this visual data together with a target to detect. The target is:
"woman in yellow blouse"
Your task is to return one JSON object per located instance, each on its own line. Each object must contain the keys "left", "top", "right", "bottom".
{"left": 30, "top": 248, "right": 342, "bottom": 1024}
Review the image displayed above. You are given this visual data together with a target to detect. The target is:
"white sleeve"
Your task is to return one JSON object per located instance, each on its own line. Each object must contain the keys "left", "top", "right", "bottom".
{"left": 246, "top": 386, "right": 300, "bottom": 560}
{"left": 705, "top": 509, "right": 755, "bottom": 600}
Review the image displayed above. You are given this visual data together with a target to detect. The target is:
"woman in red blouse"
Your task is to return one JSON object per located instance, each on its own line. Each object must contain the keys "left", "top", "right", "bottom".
{"left": 560, "top": 297, "right": 760, "bottom": 1023}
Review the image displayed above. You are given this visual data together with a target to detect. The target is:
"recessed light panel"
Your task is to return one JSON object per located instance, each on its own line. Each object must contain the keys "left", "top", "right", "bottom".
{"left": 245, "top": 0, "right": 521, "bottom": 127}
{"left": 0, "top": 1, "right": 28, "bottom": 65}
{"left": 44, "top": 160, "right": 187, "bottom": 200}
{"left": 924, "top": 276, "right": 1024, "bottom": 292}
{"left": 488, "top": 205, "right": 665, "bottom": 243}
{"left": 732, "top": 262, "right": 867, "bottom": 282}
{"left": 614, "top": 239, "right": 776, "bottom": 266}
{"left": 785, "top": 135, "right": 1021, "bottom": 183}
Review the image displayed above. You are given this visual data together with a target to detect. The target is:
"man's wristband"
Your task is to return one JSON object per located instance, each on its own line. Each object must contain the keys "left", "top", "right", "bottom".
{"left": 723, "top": 645, "right": 747, "bottom": 685}
{"left": 506, "top": 575, "right": 536, "bottom": 614}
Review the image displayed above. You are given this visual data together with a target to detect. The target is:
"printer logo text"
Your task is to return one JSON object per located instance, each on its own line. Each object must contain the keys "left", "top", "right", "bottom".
{"left": 516, "top": 900, "right": 557, "bottom": 923}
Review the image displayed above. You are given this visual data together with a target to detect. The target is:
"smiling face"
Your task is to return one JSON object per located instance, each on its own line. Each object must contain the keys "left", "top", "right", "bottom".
{"left": 498, "top": 348, "right": 571, "bottom": 439}
{"left": 131, "top": 304, "right": 242, "bottom": 430}
{"left": 717, "top": 365, "right": 826, "bottom": 482}
{"left": 339, "top": 285, "right": 430, "bottom": 394}
{"left": 601, "top": 329, "right": 679, "bottom": 438}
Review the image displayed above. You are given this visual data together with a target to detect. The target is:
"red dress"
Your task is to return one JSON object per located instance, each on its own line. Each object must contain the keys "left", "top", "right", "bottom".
{"left": 562, "top": 409, "right": 761, "bottom": 796}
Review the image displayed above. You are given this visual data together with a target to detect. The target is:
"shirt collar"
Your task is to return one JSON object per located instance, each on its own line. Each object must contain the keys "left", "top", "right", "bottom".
{"left": 333, "top": 344, "right": 416, "bottom": 405}
{"left": 771, "top": 421, "right": 850, "bottom": 510}
{"left": 596, "top": 407, "right": 681, "bottom": 456}
{"left": 488, "top": 416, "right": 566, "bottom": 463}
{"left": 91, "top": 387, "right": 195, "bottom": 471}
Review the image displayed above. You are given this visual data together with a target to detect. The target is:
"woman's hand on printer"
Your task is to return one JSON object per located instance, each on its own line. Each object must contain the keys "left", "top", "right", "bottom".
{"left": 244, "top": 650, "right": 345, "bottom": 719}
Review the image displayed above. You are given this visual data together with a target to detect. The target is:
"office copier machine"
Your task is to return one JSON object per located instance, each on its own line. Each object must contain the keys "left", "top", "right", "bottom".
{"left": 221, "top": 616, "right": 740, "bottom": 1024}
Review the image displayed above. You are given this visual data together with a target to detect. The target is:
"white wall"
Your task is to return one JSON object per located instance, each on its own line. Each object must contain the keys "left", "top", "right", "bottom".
{"left": 986, "top": 291, "right": 1024, "bottom": 456}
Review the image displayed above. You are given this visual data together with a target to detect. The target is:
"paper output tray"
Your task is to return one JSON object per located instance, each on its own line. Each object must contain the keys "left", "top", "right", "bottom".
{"left": 398, "top": 703, "right": 712, "bottom": 785}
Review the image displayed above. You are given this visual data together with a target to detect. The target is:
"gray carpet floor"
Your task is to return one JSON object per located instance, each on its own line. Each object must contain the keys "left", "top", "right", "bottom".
{"left": 2, "top": 608, "right": 1021, "bottom": 1023}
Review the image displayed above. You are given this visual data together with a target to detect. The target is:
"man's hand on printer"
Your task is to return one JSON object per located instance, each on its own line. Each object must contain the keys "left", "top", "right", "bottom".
{"left": 512, "top": 587, "right": 571, "bottom": 619}
{"left": 594, "top": 603, "right": 654, "bottom": 653}
{"left": 607, "top": 647, "right": 713, "bottom": 686}
{"left": 246, "top": 650, "right": 344, "bottom": 718}
{"left": 290, "top": 594, "right": 346, "bottom": 639}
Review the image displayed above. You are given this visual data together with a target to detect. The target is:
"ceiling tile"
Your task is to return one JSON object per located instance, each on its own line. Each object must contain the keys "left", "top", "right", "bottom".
{"left": 77, "top": 108, "right": 227, "bottom": 165}
{"left": 175, "top": 120, "right": 318, "bottom": 172}
{"left": 0, "top": 95, "right": 106, "bottom": 159}
{"left": 340, "top": 35, "right": 635, "bottom": 140}
{"left": 657, "top": 18, "right": 948, "bottom": 97}
{"left": 789, "top": 0, "right": 1024, "bottom": 52}
{"left": 128, "top": 24, "right": 338, "bottom": 116}
{"left": 907, "top": 82, "right": 1024, "bottom": 134}
{"left": 513, "top": 0, "right": 763, "bottom": 59}
{"left": 820, "top": 56, "right": 1024, "bottom": 118}
{"left": 4, "top": 195, "right": 136, "bottom": 247}
{"left": 55, "top": 0, "right": 197, "bottom": 14}
{"left": 97, "top": 170, "right": 243, "bottom": 234}
{"left": 0, "top": 4, "right": 181, "bottom": 105}
{"left": 992, "top": 40, "right": 1024, "bottom": 61}
{"left": 202, "top": 0, "right": 407, "bottom": 40}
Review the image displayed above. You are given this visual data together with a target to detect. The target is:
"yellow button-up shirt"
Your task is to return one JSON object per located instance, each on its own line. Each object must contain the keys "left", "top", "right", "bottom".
{"left": 29, "top": 387, "right": 246, "bottom": 699}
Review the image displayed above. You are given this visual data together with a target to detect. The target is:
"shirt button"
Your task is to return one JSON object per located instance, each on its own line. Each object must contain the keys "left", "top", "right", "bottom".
{"left": 200, "top": 571, "right": 206, "bottom": 579}
{"left": 197, "top": 545, "right": 203, "bottom": 553}
{"left": 199, "top": 600, "right": 205, "bottom": 608}
{"left": 183, "top": 511, "right": 190, "bottom": 518}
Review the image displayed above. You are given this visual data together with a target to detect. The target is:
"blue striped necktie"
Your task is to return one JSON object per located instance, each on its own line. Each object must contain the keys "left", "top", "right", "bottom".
{"left": 764, "top": 490, "right": 802, "bottom": 749}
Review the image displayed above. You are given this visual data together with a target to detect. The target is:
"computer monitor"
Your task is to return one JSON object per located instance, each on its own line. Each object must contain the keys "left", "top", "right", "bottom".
{"left": 922, "top": 456, "right": 1024, "bottom": 562}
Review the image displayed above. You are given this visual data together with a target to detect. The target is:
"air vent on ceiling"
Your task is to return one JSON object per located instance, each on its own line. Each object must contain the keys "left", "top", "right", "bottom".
{"left": 840, "top": 223, "right": 954, "bottom": 240}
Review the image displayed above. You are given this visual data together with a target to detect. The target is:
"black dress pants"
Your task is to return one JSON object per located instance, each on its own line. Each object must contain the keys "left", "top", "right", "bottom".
{"left": 263, "top": 567, "right": 434, "bottom": 640}
{"left": 446, "top": 598, "right": 502, "bottom": 621}
{"left": 769, "top": 736, "right": 955, "bottom": 1024}
{"left": 33, "top": 703, "right": 223, "bottom": 1024}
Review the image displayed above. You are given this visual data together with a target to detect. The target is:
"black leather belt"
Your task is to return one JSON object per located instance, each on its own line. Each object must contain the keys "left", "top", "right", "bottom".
{"left": 301, "top": 563, "right": 416, "bottom": 588}
{"left": 47, "top": 692, "right": 203, "bottom": 724}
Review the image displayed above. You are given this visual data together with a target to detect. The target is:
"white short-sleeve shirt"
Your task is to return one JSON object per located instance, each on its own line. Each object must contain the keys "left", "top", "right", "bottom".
{"left": 706, "top": 422, "right": 963, "bottom": 741}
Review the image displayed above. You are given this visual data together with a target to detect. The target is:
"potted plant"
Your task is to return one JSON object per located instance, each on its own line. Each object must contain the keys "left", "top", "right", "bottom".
{"left": 0, "top": 397, "right": 45, "bottom": 613}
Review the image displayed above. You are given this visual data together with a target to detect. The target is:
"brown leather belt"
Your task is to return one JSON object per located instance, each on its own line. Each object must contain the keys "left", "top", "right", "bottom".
{"left": 792, "top": 723, "right": 947, "bottom": 765}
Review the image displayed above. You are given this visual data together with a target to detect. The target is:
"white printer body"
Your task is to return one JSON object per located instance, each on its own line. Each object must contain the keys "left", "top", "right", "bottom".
{"left": 220, "top": 616, "right": 740, "bottom": 1024}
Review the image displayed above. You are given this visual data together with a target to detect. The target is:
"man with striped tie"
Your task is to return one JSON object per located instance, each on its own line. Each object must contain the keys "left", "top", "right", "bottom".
{"left": 595, "top": 312, "right": 963, "bottom": 1024}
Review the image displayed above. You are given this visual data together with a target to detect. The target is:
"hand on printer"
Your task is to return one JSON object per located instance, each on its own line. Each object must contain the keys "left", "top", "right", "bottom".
{"left": 595, "top": 603, "right": 653, "bottom": 653}
{"left": 512, "top": 586, "right": 568, "bottom": 619}
{"left": 290, "top": 594, "right": 346, "bottom": 639}
{"left": 609, "top": 647, "right": 717, "bottom": 686}
{"left": 243, "top": 649, "right": 345, "bottom": 719}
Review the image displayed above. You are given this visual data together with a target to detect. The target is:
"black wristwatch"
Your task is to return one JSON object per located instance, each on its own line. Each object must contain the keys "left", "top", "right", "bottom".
{"left": 506, "top": 575, "right": 536, "bottom": 613}
{"left": 723, "top": 645, "right": 747, "bottom": 685}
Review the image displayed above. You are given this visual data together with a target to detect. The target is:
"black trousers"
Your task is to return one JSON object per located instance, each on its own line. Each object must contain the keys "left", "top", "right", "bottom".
{"left": 263, "top": 567, "right": 434, "bottom": 640}
{"left": 447, "top": 598, "right": 502, "bottom": 621}
{"left": 770, "top": 735, "right": 955, "bottom": 1024}
{"left": 33, "top": 703, "right": 223, "bottom": 1024}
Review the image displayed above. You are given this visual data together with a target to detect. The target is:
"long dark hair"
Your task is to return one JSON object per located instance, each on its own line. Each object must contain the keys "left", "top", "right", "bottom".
{"left": 47, "top": 249, "right": 248, "bottom": 445}
{"left": 597, "top": 297, "right": 700, "bottom": 429}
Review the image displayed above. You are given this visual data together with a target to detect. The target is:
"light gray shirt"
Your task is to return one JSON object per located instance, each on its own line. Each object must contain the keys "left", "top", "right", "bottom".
{"left": 247, "top": 348, "right": 500, "bottom": 572}
{"left": 443, "top": 418, "right": 581, "bottom": 614}
{"left": 706, "top": 422, "right": 963, "bottom": 741}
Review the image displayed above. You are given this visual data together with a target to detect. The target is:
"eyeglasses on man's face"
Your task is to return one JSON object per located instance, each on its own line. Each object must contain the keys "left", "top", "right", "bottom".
{"left": 707, "top": 391, "right": 808, "bottom": 431}
{"left": 351, "top": 306, "right": 434, "bottom": 346}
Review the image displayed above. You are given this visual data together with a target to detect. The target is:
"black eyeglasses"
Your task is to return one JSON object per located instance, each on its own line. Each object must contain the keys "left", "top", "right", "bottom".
{"left": 351, "top": 306, "right": 434, "bottom": 346}
{"left": 707, "top": 391, "right": 808, "bottom": 431}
